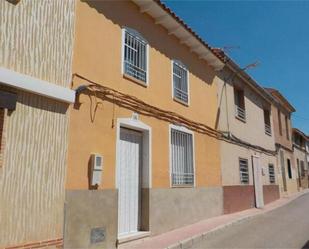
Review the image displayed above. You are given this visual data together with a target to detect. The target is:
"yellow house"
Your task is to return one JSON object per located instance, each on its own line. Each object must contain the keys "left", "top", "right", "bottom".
{"left": 65, "top": 0, "right": 224, "bottom": 248}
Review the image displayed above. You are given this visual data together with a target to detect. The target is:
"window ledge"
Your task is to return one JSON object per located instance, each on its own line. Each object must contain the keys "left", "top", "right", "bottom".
{"left": 171, "top": 184, "right": 194, "bottom": 188}
{"left": 173, "top": 97, "right": 189, "bottom": 107}
{"left": 123, "top": 73, "right": 148, "bottom": 87}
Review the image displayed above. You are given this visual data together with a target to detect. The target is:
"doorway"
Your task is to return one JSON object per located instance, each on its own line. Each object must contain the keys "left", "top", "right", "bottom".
{"left": 252, "top": 155, "right": 264, "bottom": 208}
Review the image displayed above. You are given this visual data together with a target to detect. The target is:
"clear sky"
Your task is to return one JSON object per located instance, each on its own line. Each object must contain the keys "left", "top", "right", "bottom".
{"left": 162, "top": 0, "right": 309, "bottom": 135}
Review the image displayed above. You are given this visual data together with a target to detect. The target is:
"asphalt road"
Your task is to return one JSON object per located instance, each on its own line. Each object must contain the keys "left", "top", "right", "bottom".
{"left": 193, "top": 193, "right": 309, "bottom": 249}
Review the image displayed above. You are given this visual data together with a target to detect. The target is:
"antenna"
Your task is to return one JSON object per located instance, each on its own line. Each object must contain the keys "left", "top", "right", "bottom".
{"left": 242, "top": 61, "right": 260, "bottom": 71}
{"left": 222, "top": 45, "right": 240, "bottom": 53}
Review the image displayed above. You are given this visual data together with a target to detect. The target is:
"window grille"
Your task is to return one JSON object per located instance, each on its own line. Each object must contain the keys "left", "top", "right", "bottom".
{"left": 239, "top": 158, "right": 249, "bottom": 184}
{"left": 123, "top": 29, "right": 147, "bottom": 83}
{"left": 173, "top": 61, "right": 188, "bottom": 103}
{"left": 269, "top": 164, "right": 275, "bottom": 184}
{"left": 171, "top": 128, "right": 194, "bottom": 186}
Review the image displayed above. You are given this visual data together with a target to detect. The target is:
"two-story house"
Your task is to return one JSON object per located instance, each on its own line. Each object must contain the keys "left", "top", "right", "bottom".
{"left": 215, "top": 50, "right": 279, "bottom": 214}
{"left": 64, "top": 0, "right": 225, "bottom": 248}
{"left": 265, "top": 88, "right": 298, "bottom": 195}
{"left": 292, "top": 128, "right": 308, "bottom": 189}
{"left": 0, "top": 0, "right": 75, "bottom": 248}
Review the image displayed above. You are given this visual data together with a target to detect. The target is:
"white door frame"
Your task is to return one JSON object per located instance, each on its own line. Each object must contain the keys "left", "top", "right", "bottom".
{"left": 115, "top": 117, "right": 152, "bottom": 237}
{"left": 252, "top": 155, "right": 264, "bottom": 208}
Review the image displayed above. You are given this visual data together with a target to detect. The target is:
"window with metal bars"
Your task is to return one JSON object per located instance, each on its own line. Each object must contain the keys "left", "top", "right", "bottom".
{"left": 268, "top": 164, "right": 275, "bottom": 184}
{"left": 171, "top": 128, "right": 194, "bottom": 186}
{"left": 173, "top": 61, "right": 188, "bottom": 104}
{"left": 123, "top": 28, "right": 147, "bottom": 83}
{"left": 239, "top": 158, "right": 249, "bottom": 184}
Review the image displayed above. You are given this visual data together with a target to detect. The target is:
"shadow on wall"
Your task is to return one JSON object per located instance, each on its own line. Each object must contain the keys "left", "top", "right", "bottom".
{"left": 82, "top": 0, "right": 216, "bottom": 85}
{"left": 302, "top": 240, "right": 309, "bottom": 249}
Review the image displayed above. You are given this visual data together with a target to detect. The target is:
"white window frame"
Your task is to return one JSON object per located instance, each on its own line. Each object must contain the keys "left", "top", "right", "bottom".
{"left": 169, "top": 124, "right": 195, "bottom": 187}
{"left": 121, "top": 27, "right": 149, "bottom": 86}
{"left": 171, "top": 60, "right": 190, "bottom": 105}
{"left": 239, "top": 158, "right": 249, "bottom": 184}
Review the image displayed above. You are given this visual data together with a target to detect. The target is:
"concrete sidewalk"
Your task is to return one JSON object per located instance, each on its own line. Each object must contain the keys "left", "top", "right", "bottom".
{"left": 119, "top": 190, "right": 309, "bottom": 249}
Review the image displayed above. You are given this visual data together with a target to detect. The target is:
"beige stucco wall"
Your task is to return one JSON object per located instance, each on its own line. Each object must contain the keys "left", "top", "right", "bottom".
{"left": 271, "top": 104, "right": 293, "bottom": 150}
{"left": 276, "top": 148, "right": 298, "bottom": 195}
{"left": 216, "top": 70, "right": 275, "bottom": 151}
{"left": 0, "top": 0, "right": 75, "bottom": 246}
{"left": 220, "top": 141, "right": 277, "bottom": 186}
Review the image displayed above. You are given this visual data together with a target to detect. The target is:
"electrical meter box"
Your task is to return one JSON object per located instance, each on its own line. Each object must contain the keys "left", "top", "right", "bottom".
{"left": 91, "top": 154, "right": 103, "bottom": 186}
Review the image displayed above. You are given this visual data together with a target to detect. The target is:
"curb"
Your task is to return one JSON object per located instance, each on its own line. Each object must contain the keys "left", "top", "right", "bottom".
{"left": 166, "top": 190, "right": 309, "bottom": 249}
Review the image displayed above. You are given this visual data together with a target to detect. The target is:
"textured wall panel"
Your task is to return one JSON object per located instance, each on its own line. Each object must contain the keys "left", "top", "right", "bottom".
{"left": 0, "top": 0, "right": 75, "bottom": 246}
{"left": 0, "top": 0, "right": 75, "bottom": 87}
{"left": 0, "top": 92, "right": 69, "bottom": 245}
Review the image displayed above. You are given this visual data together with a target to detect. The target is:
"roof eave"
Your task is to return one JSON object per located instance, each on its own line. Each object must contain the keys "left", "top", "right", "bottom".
{"left": 131, "top": 0, "right": 225, "bottom": 71}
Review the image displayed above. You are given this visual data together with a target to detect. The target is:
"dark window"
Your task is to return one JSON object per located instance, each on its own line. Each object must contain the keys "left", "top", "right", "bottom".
{"left": 287, "top": 159, "right": 292, "bottom": 179}
{"left": 239, "top": 158, "right": 249, "bottom": 184}
{"left": 234, "top": 88, "right": 246, "bottom": 121}
{"left": 264, "top": 109, "right": 271, "bottom": 136}
{"left": 268, "top": 164, "right": 275, "bottom": 184}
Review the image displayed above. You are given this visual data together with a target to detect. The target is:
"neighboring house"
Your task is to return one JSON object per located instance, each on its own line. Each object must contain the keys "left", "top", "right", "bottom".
{"left": 265, "top": 88, "right": 298, "bottom": 195}
{"left": 214, "top": 49, "right": 279, "bottom": 214}
{"left": 292, "top": 128, "right": 308, "bottom": 189}
{"left": 65, "top": 0, "right": 224, "bottom": 248}
{"left": 307, "top": 137, "right": 309, "bottom": 170}
{"left": 0, "top": 0, "right": 75, "bottom": 248}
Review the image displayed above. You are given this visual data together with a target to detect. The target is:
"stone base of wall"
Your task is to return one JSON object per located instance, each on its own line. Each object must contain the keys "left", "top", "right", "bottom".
{"left": 64, "top": 189, "right": 118, "bottom": 249}
{"left": 263, "top": 185, "right": 280, "bottom": 204}
{"left": 5, "top": 239, "right": 63, "bottom": 249}
{"left": 148, "top": 187, "right": 223, "bottom": 236}
{"left": 223, "top": 185, "right": 255, "bottom": 214}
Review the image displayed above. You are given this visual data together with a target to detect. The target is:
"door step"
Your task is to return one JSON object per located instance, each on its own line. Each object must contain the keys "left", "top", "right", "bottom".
{"left": 118, "top": 231, "right": 151, "bottom": 246}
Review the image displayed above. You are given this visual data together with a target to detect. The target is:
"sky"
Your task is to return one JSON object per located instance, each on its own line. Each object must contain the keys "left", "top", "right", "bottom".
{"left": 162, "top": 0, "right": 309, "bottom": 134}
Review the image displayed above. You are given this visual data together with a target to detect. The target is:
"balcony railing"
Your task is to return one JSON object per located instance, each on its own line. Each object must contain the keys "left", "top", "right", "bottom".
{"left": 235, "top": 105, "right": 246, "bottom": 122}
{"left": 265, "top": 123, "right": 272, "bottom": 136}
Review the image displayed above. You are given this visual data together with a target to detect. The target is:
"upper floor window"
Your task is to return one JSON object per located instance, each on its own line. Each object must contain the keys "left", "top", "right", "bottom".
{"left": 172, "top": 61, "right": 189, "bottom": 104}
{"left": 170, "top": 126, "right": 194, "bottom": 186}
{"left": 268, "top": 164, "right": 275, "bottom": 184}
{"left": 285, "top": 115, "right": 290, "bottom": 140}
{"left": 122, "top": 28, "right": 148, "bottom": 84}
{"left": 278, "top": 109, "right": 282, "bottom": 136}
{"left": 264, "top": 109, "right": 271, "bottom": 136}
{"left": 239, "top": 158, "right": 249, "bottom": 184}
{"left": 234, "top": 87, "right": 246, "bottom": 122}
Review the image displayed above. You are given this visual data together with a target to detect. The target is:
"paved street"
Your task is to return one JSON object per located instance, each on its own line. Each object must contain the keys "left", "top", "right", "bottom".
{"left": 194, "top": 193, "right": 309, "bottom": 249}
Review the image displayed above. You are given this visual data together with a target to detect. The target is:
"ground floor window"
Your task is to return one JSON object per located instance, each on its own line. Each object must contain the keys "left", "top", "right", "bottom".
{"left": 268, "top": 164, "right": 275, "bottom": 184}
{"left": 171, "top": 127, "right": 194, "bottom": 186}
{"left": 239, "top": 158, "right": 249, "bottom": 184}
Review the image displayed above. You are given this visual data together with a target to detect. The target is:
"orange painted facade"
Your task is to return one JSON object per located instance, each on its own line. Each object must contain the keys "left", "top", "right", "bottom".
{"left": 66, "top": 0, "right": 222, "bottom": 190}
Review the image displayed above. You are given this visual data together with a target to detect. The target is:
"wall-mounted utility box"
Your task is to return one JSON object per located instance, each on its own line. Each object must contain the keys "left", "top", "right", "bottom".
{"left": 90, "top": 154, "right": 103, "bottom": 186}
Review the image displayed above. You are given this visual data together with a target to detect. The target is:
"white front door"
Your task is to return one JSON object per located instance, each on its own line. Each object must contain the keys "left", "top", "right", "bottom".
{"left": 117, "top": 128, "right": 142, "bottom": 237}
{"left": 252, "top": 156, "right": 264, "bottom": 208}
